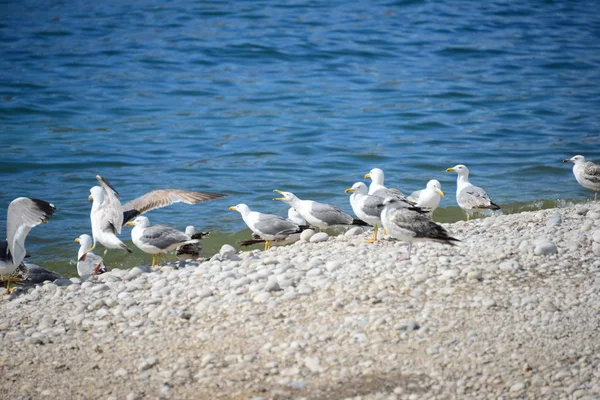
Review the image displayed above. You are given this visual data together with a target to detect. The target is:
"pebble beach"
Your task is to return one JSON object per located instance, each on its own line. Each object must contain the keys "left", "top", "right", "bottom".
{"left": 1, "top": 202, "right": 600, "bottom": 400}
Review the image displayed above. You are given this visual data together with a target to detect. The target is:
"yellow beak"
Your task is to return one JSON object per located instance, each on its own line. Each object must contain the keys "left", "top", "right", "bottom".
{"left": 344, "top": 188, "right": 354, "bottom": 194}
{"left": 88, "top": 195, "right": 93, "bottom": 201}
{"left": 364, "top": 173, "right": 371, "bottom": 179}
{"left": 437, "top": 189, "right": 445, "bottom": 197}
{"left": 228, "top": 206, "right": 236, "bottom": 211}
{"left": 74, "top": 238, "right": 80, "bottom": 243}
{"left": 125, "top": 221, "right": 135, "bottom": 226}
{"left": 273, "top": 189, "right": 284, "bottom": 201}
{"left": 446, "top": 168, "right": 455, "bottom": 172}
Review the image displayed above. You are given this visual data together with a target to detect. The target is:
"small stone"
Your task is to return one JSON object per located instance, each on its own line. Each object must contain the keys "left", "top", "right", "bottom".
{"left": 481, "top": 297, "right": 496, "bottom": 308}
{"left": 310, "top": 232, "right": 329, "bottom": 243}
{"left": 325, "top": 261, "right": 341, "bottom": 272}
{"left": 124, "top": 267, "right": 144, "bottom": 281}
{"left": 304, "top": 356, "right": 323, "bottom": 373}
{"left": 138, "top": 357, "right": 158, "bottom": 371}
{"left": 592, "top": 230, "right": 600, "bottom": 243}
{"left": 546, "top": 214, "right": 561, "bottom": 226}
{"left": 588, "top": 211, "right": 600, "bottom": 219}
{"left": 54, "top": 279, "right": 72, "bottom": 287}
{"left": 344, "top": 227, "right": 363, "bottom": 236}
{"left": 114, "top": 368, "right": 128, "bottom": 378}
{"left": 510, "top": 382, "right": 525, "bottom": 392}
{"left": 253, "top": 292, "right": 271, "bottom": 303}
{"left": 300, "top": 229, "right": 315, "bottom": 242}
{"left": 498, "top": 260, "right": 520, "bottom": 272}
{"left": 306, "top": 268, "right": 323, "bottom": 277}
{"left": 541, "top": 300, "right": 559, "bottom": 312}
{"left": 264, "top": 280, "right": 282, "bottom": 292}
{"left": 534, "top": 239, "right": 558, "bottom": 255}
{"left": 126, "top": 393, "right": 140, "bottom": 400}
{"left": 219, "top": 244, "right": 236, "bottom": 259}
{"left": 394, "top": 321, "right": 420, "bottom": 331}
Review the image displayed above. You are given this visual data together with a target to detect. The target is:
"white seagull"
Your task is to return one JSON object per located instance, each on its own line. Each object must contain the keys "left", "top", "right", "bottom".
{"left": 408, "top": 180, "right": 445, "bottom": 216}
{"left": 563, "top": 155, "right": 600, "bottom": 200}
{"left": 345, "top": 182, "right": 385, "bottom": 242}
{"left": 364, "top": 168, "right": 408, "bottom": 199}
{"left": 380, "top": 197, "right": 459, "bottom": 259}
{"left": 446, "top": 165, "right": 500, "bottom": 220}
{"left": 126, "top": 216, "right": 199, "bottom": 267}
{"left": 0, "top": 197, "right": 55, "bottom": 293}
{"left": 273, "top": 190, "right": 369, "bottom": 230}
{"left": 75, "top": 234, "right": 107, "bottom": 278}
{"left": 230, "top": 203, "right": 305, "bottom": 251}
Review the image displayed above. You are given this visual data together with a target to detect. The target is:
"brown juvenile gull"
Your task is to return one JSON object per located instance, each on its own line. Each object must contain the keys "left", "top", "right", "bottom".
{"left": 176, "top": 226, "right": 209, "bottom": 260}
{"left": 563, "top": 155, "right": 600, "bottom": 200}
{"left": 0, "top": 197, "right": 55, "bottom": 293}
{"left": 446, "top": 164, "right": 500, "bottom": 220}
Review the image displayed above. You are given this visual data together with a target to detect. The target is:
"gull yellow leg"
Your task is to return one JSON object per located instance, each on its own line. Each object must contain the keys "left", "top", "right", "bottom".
{"left": 2, "top": 277, "right": 21, "bottom": 294}
{"left": 466, "top": 214, "right": 471, "bottom": 221}
{"left": 151, "top": 254, "right": 156, "bottom": 267}
{"left": 365, "top": 225, "right": 378, "bottom": 243}
{"left": 264, "top": 241, "right": 272, "bottom": 251}
{"left": 157, "top": 253, "right": 163, "bottom": 266}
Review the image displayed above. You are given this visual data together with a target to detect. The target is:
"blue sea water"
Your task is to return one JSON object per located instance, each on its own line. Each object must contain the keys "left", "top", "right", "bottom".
{"left": 1, "top": 0, "right": 599, "bottom": 274}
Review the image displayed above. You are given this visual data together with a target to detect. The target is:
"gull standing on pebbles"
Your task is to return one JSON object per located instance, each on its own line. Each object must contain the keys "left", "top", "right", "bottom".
{"left": 408, "top": 180, "right": 444, "bottom": 216}
{"left": 379, "top": 197, "right": 459, "bottom": 259}
{"left": 229, "top": 203, "right": 306, "bottom": 251}
{"left": 238, "top": 208, "right": 307, "bottom": 249}
{"left": 563, "top": 155, "right": 600, "bottom": 200}
{"left": 87, "top": 175, "right": 226, "bottom": 258}
{"left": 0, "top": 197, "right": 55, "bottom": 293}
{"left": 273, "top": 190, "right": 369, "bottom": 230}
{"left": 176, "top": 226, "right": 208, "bottom": 260}
{"left": 364, "top": 168, "right": 409, "bottom": 199}
{"left": 345, "top": 182, "right": 385, "bottom": 242}
{"left": 446, "top": 165, "right": 500, "bottom": 220}
{"left": 126, "top": 216, "right": 199, "bottom": 267}
{"left": 75, "top": 234, "right": 107, "bottom": 278}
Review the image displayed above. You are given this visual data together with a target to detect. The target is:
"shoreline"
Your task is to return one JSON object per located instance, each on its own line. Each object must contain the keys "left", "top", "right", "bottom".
{"left": 1, "top": 202, "right": 600, "bottom": 399}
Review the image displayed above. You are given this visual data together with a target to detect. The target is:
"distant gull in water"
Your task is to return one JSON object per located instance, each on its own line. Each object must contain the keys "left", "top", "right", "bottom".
{"left": 75, "top": 234, "right": 107, "bottom": 278}
{"left": 408, "top": 180, "right": 444, "bottom": 216}
{"left": 126, "top": 216, "right": 198, "bottom": 267}
{"left": 563, "top": 155, "right": 600, "bottom": 200}
{"left": 273, "top": 190, "right": 369, "bottom": 230}
{"left": 446, "top": 165, "right": 500, "bottom": 220}
{"left": 0, "top": 197, "right": 55, "bottom": 293}
{"left": 230, "top": 203, "right": 306, "bottom": 251}
{"left": 379, "top": 197, "right": 459, "bottom": 259}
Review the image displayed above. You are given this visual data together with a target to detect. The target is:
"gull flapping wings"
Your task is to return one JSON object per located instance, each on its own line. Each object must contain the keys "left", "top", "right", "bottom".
{"left": 122, "top": 189, "right": 226, "bottom": 224}
{"left": 96, "top": 175, "right": 125, "bottom": 234}
{"left": 6, "top": 198, "right": 56, "bottom": 267}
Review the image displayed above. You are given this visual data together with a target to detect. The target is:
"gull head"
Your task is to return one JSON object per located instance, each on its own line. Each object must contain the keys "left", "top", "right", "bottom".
{"left": 446, "top": 164, "right": 469, "bottom": 177}
{"left": 380, "top": 196, "right": 401, "bottom": 209}
{"left": 563, "top": 155, "right": 585, "bottom": 164}
{"left": 229, "top": 204, "right": 251, "bottom": 215}
{"left": 273, "top": 190, "right": 296, "bottom": 203}
{"left": 75, "top": 234, "right": 93, "bottom": 250}
{"left": 185, "top": 226, "right": 196, "bottom": 236}
{"left": 427, "top": 180, "right": 444, "bottom": 197}
{"left": 126, "top": 215, "right": 150, "bottom": 228}
{"left": 364, "top": 168, "right": 384, "bottom": 184}
{"left": 89, "top": 186, "right": 103, "bottom": 202}
{"left": 345, "top": 182, "right": 368, "bottom": 195}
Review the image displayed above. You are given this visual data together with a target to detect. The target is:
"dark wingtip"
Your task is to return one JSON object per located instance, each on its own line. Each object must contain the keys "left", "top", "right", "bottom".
{"left": 122, "top": 209, "right": 140, "bottom": 225}
{"left": 352, "top": 218, "right": 370, "bottom": 227}
{"left": 97, "top": 175, "right": 121, "bottom": 199}
{"left": 238, "top": 239, "right": 265, "bottom": 247}
{"left": 490, "top": 202, "right": 501, "bottom": 210}
{"left": 191, "top": 232, "right": 210, "bottom": 240}
{"left": 30, "top": 198, "right": 56, "bottom": 219}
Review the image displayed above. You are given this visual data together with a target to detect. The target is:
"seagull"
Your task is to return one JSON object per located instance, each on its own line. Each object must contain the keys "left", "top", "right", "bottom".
{"left": 345, "top": 182, "right": 385, "bottom": 243}
{"left": 75, "top": 234, "right": 107, "bottom": 278}
{"left": 0, "top": 197, "right": 55, "bottom": 293}
{"left": 238, "top": 208, "right": 307, "bottom": 249}
{"left": 125, "top": 216, "right": 199, "bottom": 267}
{"left": 408, "top": 180, "right": 445, "bottom": 216}
{"left": 364, "top": 168, "right": 408, "bottom": 199}
{"left": 379, "top": 197, "right": 459, "bottom": 259}
{"left": 229, "top": 203, "right": 306, "bottom": 251}
{"left": 15, "top": 262, "right": 63, "bottom": 285}
{"left": 563, "top": 155, "right": 600, "bottom": 200}
{"left": 176, "top": 226, "right": 208, "bottom": 260}
{"left": 273, "top": 190, "right": 369, "bottom": 230}
{"left": 446, "top": 165, "right": 500, "bottom": 220}
{"left": 87, "top": 175, "right": 226, "bottom": 258}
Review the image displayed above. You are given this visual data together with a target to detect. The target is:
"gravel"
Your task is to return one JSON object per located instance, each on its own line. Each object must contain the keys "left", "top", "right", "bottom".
{"left": 1, "top": 203, "right": 600, "bottom": 399}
